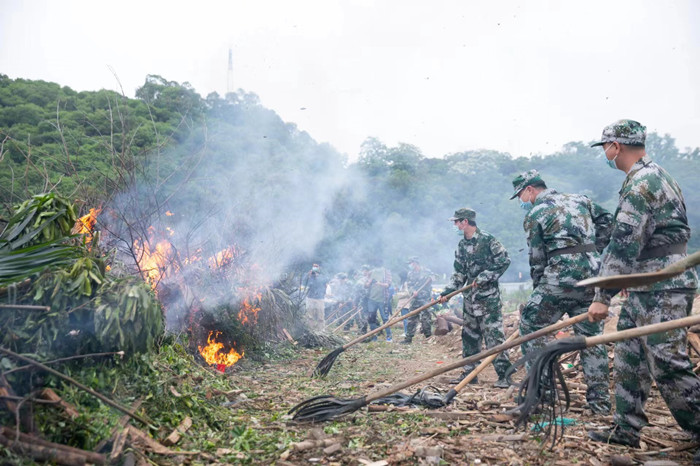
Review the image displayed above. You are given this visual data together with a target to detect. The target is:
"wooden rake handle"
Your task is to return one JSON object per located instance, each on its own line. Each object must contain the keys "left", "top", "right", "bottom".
{"left": 453, "top": 330, "right": 520, "bottom": 392}
{"left": 325, "top": 305, "right": 357, "bottom": 329}
{"left": 365, "top": 312, "right": 589, "bottom": 403}
{"left": 342, "top": 283, "right": 475, "bottom": 349}
{"left": 332, "top": 307, "right": 363, "bottom": 334}
{"left": 585, "top": 312, "right": 700, "bottom": 348}
{"left": 577, "top": 250, "right": 700, "bottom": 289}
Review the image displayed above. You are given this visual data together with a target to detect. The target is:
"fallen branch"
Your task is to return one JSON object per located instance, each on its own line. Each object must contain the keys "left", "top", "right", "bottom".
{"left": 282, "top": 328, "right": 297, "bottom": 345}
{"left": 0, "top": 427, "right": 106, "bottom": 465}
{"left": 126, "top": 425, "right": 199, "bottom": 455}
{"left": 162, "top": 416, "right": 192, "bottom": 446}
{"left": 3, "top": 351, "right": 125, "bottom": 376}
{"left": 471, "top": 433, "right": 527, "bottom": 442}
{"left": 39, "top": 388, "right": 79, "bottom": 419}
{"left": 290, "top": 438, "right": 341, "bottom": 452}
{"left": 93, "top": 398, "right": 143, "bottom": 453}
{"left": 0, "top": 303, "right": 50, "bottom": 311}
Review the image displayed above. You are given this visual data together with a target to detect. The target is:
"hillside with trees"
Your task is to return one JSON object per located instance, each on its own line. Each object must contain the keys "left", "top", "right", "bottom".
{"left": 2, "top": 73, "right": 699, "bottom": 282}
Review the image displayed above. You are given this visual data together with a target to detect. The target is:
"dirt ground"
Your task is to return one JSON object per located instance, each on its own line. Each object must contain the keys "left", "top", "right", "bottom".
{"left": 228, "top": 295, "right": 700, "bottom": 465}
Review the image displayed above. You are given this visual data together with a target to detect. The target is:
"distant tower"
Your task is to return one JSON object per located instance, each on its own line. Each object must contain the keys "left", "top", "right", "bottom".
{"left": 227, "top": 48, "right": 234, "bottom": 94}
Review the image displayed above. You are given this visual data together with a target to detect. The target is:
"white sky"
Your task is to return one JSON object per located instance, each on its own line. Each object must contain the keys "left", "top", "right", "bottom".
{"left": 1, "top": 0, "right": 699, "bottom": 159}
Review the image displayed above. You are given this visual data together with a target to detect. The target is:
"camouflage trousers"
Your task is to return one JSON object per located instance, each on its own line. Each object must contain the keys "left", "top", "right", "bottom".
{"left": 405, "top": 300, "right": 432, "bottom": 340}
{"left": 462, "top": 295, "right": 512, "bottom": 379}
{"left": 613, "top": 290, "right": 700, "bottom": 436}
{"left": 520, "top": 284, "right": 610, "bottom": 406}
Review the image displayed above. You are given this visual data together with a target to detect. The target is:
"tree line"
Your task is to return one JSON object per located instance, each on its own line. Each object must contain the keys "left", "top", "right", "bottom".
{"left": 1, "top": 74, "right": 698, "bottom": 283}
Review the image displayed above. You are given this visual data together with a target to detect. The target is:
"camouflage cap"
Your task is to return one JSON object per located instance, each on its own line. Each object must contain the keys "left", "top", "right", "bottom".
{"left": 448, "top": 208, "right": 476, "bottom": 222}
{"left": 510, "top": 169, "right": 544, "bottom": 200}
{"left": 591, "top": 119, "right": 646, "bottom": 147}
{"left": 336, "top": 272, "right": 348, "bottom": 279}
{"left": 407, "top": 256, "right": 420, "bottom": 264}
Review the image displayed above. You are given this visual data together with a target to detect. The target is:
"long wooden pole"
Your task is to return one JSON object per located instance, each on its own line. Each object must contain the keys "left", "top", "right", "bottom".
{"left": 363, "top": 313, "right": 590, "bottom": 403}
{"left": 452, "top": 330, "right": 519, "bottom": 391}
{"left": 340, "top": 282, "right": 473, "bottom": 349}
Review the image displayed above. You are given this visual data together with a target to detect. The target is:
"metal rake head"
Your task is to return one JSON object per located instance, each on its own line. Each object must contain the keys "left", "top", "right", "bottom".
{"left": 507, "top": 336, "right": 587, "bottom": 448}
{"left": 372, "top": 386, "right": 447, "bottom": 409}
{"left": 312, "top": 347, "right": 345, "bottom": 378}
{"left": 288, "top": 394, "right": 368, "bottom": 422}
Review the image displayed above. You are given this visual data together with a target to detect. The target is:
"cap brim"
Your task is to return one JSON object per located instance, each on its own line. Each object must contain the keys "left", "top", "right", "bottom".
{"left": 590, "top": 141, "right": 605, "bottom": 147}
{"left": 509, "top": 189, "right": 522, "bottom": 200}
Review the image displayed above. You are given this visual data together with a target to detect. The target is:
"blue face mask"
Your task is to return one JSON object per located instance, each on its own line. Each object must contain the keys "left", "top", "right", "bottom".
{"left": 520, "top": 200, "right": 533, "bottom": 211}
{"left": 604, "top": 144, "right": 619, "bottom": 169}
{"left": 454, "top": 225, "right": 463, "bottom": 235}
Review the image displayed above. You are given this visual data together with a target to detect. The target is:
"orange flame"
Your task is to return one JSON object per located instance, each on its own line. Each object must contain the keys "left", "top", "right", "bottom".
{"left": 133, "top": 227, "right": 175, "bottom": 289}
{"left": 198, "top": 331, "right": 244, "bottom": 368}
{"left": 74, "top": 208, "right": 101, "bottom": 243}
{"left": 237, "top": 289, "right": 263, "bottom": 325}
{"left": 208, "top": 246, "right": 236, "bottom": 269}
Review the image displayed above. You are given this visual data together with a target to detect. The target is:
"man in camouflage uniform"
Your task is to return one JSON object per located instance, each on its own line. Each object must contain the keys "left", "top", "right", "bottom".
{"left": 585, "top": 120, "right": 700, "bottom": 462}
{"left": 364, "top": 265, "right": 393, "bottom": 342}
{"left": 438, "top": 208, "right": 513, "bottom": 387}
{"left": 402, "top": 257, "right": 433, "bottom": 344}
{"left": 346, "top": 266, "right": 370, "bottom": 332}
{"left": 510, "top": 169, "right": 612, "bottom": 414}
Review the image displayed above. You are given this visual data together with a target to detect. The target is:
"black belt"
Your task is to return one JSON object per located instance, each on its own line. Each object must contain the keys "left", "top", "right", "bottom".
{"left": 638, "top": 243, "right": 687, "bottom": 260}
{"left": 548, "top": 243, "right": 597, "bottom": 259}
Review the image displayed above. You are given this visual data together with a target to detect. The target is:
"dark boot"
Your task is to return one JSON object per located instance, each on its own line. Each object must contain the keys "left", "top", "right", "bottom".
{"left": 494, "top": 377, "right": 511, "bottom": 388}
{"left": 400, "top": 338, "right": 412, "bottom": 345}
{"left": 449, "top": 372, "right": 477, "bottom": 385}
{"left": 588, "top": 426, "right": 640, "bottom": 448}
{"left": 585, "top": 400, "right": 611, "bottom": 415}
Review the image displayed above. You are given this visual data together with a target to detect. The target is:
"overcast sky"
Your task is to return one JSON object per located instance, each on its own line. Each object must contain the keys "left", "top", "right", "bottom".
{"left": 1, "top": 0, "right": 699, "bottom": 160}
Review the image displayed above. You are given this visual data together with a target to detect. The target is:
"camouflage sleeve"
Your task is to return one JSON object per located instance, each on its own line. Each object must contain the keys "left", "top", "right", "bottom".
{"left": 593, "top": 190, "right": 648, "bottom": 304}
{"left": 525, "top": 218, "right": 546, "bottom": 288}
{"left": 590, "top": 200, "right": 613, "bottom": 253}
{"left": 475, "top": 237, "right": 510, "bottom": 286}
{"left": 443, "top": 248, "right": 467, "bottom": 295}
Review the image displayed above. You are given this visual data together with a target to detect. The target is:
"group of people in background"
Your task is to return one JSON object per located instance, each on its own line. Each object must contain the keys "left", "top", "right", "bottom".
{"left": 303, "top": 120, "right": 700, "bottom": 461}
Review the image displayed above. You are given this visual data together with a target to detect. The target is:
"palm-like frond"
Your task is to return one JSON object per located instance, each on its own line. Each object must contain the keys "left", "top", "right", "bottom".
{"left": 0, "top": 240, "right": 79, "bottom": 287}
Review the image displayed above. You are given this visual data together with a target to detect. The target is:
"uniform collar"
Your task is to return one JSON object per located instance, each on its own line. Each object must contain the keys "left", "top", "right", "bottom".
{"left": 622, "top": 155, "right": 653, "bottom": 190}
{"left": 534, "top": 188, "right": 557, "bottom": 205}
{"left": 465, "top": 228, "right": 481, "bottom": 242}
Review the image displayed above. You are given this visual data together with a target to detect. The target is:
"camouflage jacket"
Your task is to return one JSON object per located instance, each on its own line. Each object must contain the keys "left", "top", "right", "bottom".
{"left": 353, "top": 276, "right": 369, "bottom": 303}
{"left": 595, "top": 156, "right": 698, "bottom": 304}
{"left": 524, "top": 189, "right": 612, "bottom": 288}
{"left": 443, "top": 229, "right": 510, "bottom": 301}
{"left": 406, "top": 267, "right": 433, "bottom": 302}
